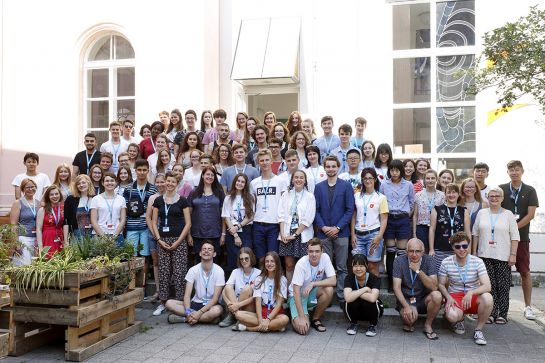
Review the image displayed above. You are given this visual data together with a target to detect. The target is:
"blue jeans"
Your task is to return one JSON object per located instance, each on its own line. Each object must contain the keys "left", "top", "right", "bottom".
{"left": 252, "top": 222, "right": 279, "bottom": 259}
{"left": 353, "top": 230, "right": 383, "bottom": 262}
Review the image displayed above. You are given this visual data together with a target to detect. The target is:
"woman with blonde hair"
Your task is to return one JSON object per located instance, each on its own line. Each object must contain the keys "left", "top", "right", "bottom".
{"left": 301, "top": 118, "right": 316, "bottom": 143}
{"left": 234, "top": 112, "right": 248, "bottom": 143}
{"left": 53, "top": 163, "right": 72, "bottom": 199}
{"left": 461, "top": 177, "right": 489, "bottom": 230}
{"left": 64, "top": 174, "right": 96, "bottom": 241}
{"left": 9, "top": 178, "right": 39, "bottom": 265}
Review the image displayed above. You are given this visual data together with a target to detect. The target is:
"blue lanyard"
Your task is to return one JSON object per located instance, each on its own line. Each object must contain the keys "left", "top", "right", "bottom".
{"left": 447, "top": 206, "right": 458, "bottom": 235}
{"left": 137, "top": 186, "right": 146, "bottom": 202}
{"left": 104, "top": 196, "right": 115, "bottom": 225}
{"left": 354, "top": 273, "right": 369, "bottom": 290}
{"left": 236, "top": 165, "right": 247, "bottom": 175}
{"left": 235, "top": 196, "right": 243, "bottom": 222}
{"left": 309, "top": 263, "right": 319, "bottom": 282}
{"left": 426, "top": 191, "right": 436, "bottom": 212}
{"left": 23, "top": 198, "right": 37, "bottom": 218}
{"left": 409, "top": 269, "right": 418, "bottom": 296}
{"left": 261, "top": 178, "right": 272, "bottom": 209}
{"left": 111, "top": 142, "right": 121, "bottom": 165}
{"left": 454, "top": 256, "right": 470, "bottom": 293}
{"left": 82, "top": 197, "right": 90, "bottom": 213}
{"left": 164, "top": 196, "right": 177, "bottom": 225}
{"left": 323, "top": 135, "right": 333, "bottom": 155}
{"left": 468, "top": 201, "right": 477, "bottom": 218}
{"left": 509, "top": 183, "right": 521, "bottom": 214}
{"left": 361, "top": 192, "right": 374, "bottom": 226}
{"left": 86, "top": 150, "right": 96, "bottom": 174}
{"left": 243, "top": 268, "right": 255, "bottom": 286}
{"left": 267, "top": 282, "right": 273, "bottom": 317}
{"left": 363, "top": 160, "right": 374, "bottom": 168}
{"left": 291, "top": 191, "right": 302, "bottom": 214}
{"left": 201, "top": 265, "right": 214, "bottom": 299}
{"left": 489, "top": 209, "right": 503, "bottom": 242}
{"left": 51, "top": 206, "right": 61, "bottom": 227}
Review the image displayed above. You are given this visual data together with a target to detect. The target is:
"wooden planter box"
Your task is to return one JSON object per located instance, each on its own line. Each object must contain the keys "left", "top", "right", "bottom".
{"left": 4, "top": 258, "right": 145, "bottom": 361}
{"left": 0, "top": 287, "right": 10, "bottom": 358}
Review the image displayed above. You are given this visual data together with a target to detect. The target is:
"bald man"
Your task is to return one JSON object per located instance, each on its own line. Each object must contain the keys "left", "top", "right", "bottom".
{"left": 392, "top": 238, "right": 442, "bottom": 339}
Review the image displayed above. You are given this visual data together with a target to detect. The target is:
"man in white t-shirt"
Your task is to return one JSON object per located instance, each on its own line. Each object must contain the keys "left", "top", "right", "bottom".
{"left": 11, "top": 152, "right": 51, "bottom": 200}
{"left": 278, "top": 149, "right": 300, "bottom": 192}
{"left": 165, "top": 242, "right": 225, "bottom": 325}
{"left": 473, "top": 163, "right": 491, "bottom": 201}
{"left": 289, "top": 238, "right": 336, "bottom": 335}
{"left": 251, "top": 150, "right": 288, "bottom": 262}
{"left": 100, "top": 121, "right": 129, "bottom": 174}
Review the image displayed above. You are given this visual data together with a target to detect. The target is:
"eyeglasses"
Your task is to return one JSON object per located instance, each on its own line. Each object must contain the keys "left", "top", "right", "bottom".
{"left": 124, "top": 124, "right": 133, "bottom": 129}
{"left": 407, "top": 249, "right": 423, "bottom": 254}
{"left": 453, "top": 244, "right": 469, "bottom": 250}
{"left": 347, "top": 157, "right": 360, "bottom": 161}
{"left": 239, "top": 257, "right": 250, "bottom": 262}
{"left": 488, "top": 195, "right": 501, "bottom": 199}
{"left": 362, "top": 177, "right": 375, "bottom": 181}
{"left": 24, "top": 186, "right": 36, "bottom": 190}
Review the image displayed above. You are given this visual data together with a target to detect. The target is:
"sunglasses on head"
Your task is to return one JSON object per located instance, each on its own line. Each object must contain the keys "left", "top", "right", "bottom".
{"left": 453, "top": 244, "right": 469, "bottom": 250}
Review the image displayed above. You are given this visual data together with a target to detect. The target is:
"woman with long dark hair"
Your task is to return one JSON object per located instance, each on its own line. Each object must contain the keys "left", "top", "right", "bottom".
{"left": 140, "top": 121, "right": 165, "bottom": 159}
{"left": 290, "top": 131, "right": 311, "bottom": 169}
{"left": 304, "top": 145, "right": 326, "bottom": 193}
{"left": 403, "top": 159, "right": 423, "bottom": 193}
{"left": 374, "top": 143, "right": 393, "bottom": 181}
{"left": 176, "top": 131, "right": 204, "bottom": 169}
{"left": 286, "top": 111, "right": 303, "bottom": 135}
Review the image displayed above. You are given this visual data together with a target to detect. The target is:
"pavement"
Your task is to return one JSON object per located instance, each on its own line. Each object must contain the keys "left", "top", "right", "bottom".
{"left": 3, "top": 287, "right": 545, "bottom": 363}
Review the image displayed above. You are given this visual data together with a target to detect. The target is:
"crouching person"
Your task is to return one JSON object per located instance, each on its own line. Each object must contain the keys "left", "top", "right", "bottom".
{"left": 392, "top": 238, "right": 442, "bottom": 339}
{"left": 165, "top": 241, "right": 225, "bottom": 325}
{"left": 343, "top": 254, "right": 383, "bottom": 336}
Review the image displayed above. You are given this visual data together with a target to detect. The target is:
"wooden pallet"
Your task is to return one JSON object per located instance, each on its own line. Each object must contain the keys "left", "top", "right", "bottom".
{"left": 0, "top": 286, "right": 11, "bottom": 358}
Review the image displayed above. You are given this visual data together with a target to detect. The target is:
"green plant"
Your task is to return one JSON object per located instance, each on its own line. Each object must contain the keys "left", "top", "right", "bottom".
{"left": 0, "top": 224, "right": 25, "bottom": 268}
{"left": 70, "top": 234, "right": 134, "bottom": 261}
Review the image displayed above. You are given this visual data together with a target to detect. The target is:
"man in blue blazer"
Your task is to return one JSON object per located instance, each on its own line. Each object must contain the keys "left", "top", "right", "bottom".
{"left": 314, "top": 155, "right": 355, "bottom": 304}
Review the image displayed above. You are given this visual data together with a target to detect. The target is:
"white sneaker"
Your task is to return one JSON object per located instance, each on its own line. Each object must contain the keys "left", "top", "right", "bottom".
{"left": 152, "top": 303, "right": 166, "bottom": 316}
{"left": 473, "top": 330, "right": 487, "bottom": 345}
{"left": 452, "top": 321, "right": 465, "bottom": 335}
{"left": 524, "top": 306, "right": 536, "bottom": 320}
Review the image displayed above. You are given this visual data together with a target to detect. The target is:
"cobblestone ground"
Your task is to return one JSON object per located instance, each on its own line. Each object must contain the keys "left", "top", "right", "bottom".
{"left": 4, "top": 288, "right": 545, "bottom": 363}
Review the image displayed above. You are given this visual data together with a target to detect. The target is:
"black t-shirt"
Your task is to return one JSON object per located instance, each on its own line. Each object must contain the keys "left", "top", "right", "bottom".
{"left": 500, "top": 182, "right": 539, "bottom": 241}
{"left": 343, "top": 272, "right": 381, "bottom": 291}
{"left": 153, "top": 196, "right": 189, "bottom": 238}
{"left": 72, "top": 150, "right": 101, "bottom": 175}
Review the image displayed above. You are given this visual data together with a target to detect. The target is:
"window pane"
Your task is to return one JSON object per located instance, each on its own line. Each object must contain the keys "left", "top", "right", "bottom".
{"left": 115, "top": 36, "right": 135, "bottom": 59}
{"left": 436, "top": 107, "right": 475, "bottom": 153}
{"left": 393, "top": 58, "right": 431, "bottom": 103}
{"left": 90, "top": 130, "right": 110, "bottom": 146}
{"left": 393, "top": 3, "right": 430, "bottom": 50}
{"left": 87, "top": 101, "right": 109, "bottom": 129}
{"left": 436, "top": 0, "right": 475, "bottom": 47}
{"left": 88, "top": 69, "right": 109, "bottom": 98}
{"left": 394, "top": 108, "right": 431, "bottom": 154}
{"left": 88, "top": 37, "right": 111, "bottom": 61}
{"left": 437, "top": 54, "right": 475, "bottom": 102}
{"left": 439, "top": 158, "right": 476, "bottom": 183}
{"left": 117, "top": 67, "right": 135, "bottom": 97}
{"left": 116, "top": 99, "right": 135, "bottom": 123}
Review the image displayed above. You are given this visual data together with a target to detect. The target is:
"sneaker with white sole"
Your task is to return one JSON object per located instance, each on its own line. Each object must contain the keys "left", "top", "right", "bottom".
{"left": 473, "top": 330, "right": 487, "bottom": 345}
{"left": 365, "top": 325, "right": 377, "bottom": 337}
{"left": 452, "top": 321, "right": 465, "bottom": 335}
{"left": 219, "top": 313, "right": 236, "bottom": 327}
{"left": 152, "top": 303, "right": 166, "bottom": 316}
{"left": 524, "top": 306, "right": 536, "bottom": 320}
{"left": 346, "top": 323, "right": 358, "bottom": 335}
{"left": 167, "top": 314, "right": 186, "bottom": 324}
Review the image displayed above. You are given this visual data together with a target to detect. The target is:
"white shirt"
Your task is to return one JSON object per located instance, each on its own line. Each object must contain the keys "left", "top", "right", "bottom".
{"left": 100, "top": 139, "right": 129, "bottom": 173}
{"left": 277, "top": 189, "right": 316, "bottom": 243}
{"left": 226, "top": 268, "right": 261, "bottom": 297}
{"left": 185, "top": 263, "right": 225, "bottom": 303}
{"left": 11, "top": 172, "right": 51, "bottom": 199}
{"left": 289, "top": 254, "right": 336, "bottom": 296}
{"left": 89, "top": 194, "right": 126, "bottom": 235}
{"left": 222, "top": 195, "right": 255, "bottom": 226}
{"left": 250, "top": 175, "right": 287, "bottom": 223}
{"left": 253, "top": 276, "right": 288, "bottom": 308}
{"left": 304, "top": 166, "right": 326, "bottom": 194}
{"left": 354, "top": 191, "right": 389, "bottom": 231}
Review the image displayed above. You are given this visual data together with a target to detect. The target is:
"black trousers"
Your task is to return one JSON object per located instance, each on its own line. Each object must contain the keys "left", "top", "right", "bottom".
{"left": 343, "top": 298, "right": 381, "bottom": 325}
{"left": 482, "top": 257, "right": 511, "bottom": 319}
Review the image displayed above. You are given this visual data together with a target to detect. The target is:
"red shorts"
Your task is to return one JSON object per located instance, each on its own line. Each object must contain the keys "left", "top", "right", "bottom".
{"left": 515, "top": 241, "right": 530, "bottom": 274}
{"left": 261, "top": 305, "right": 285, "bottom": 318}
{"left": 450, "top": 292, "right": 479, "bottom": 314}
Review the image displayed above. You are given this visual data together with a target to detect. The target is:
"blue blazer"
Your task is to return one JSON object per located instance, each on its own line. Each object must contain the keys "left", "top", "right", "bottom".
{"left": 314, "top": 178, "right": 355, "bottom": 239}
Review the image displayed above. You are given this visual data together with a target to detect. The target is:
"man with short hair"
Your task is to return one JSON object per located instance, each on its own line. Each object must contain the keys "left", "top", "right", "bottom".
{"left": 220, "top": 144, "right": 259, "bottom": 193}
{"left": 100, "top": 121, "right": 129, "bottom": 174}
{"left": 393, "top": 238, "right": 442, "bottom": 338}
{"left": 499, "top": 160, "right": 539, "bottom": 320}
{"left": 269, "top": 138, "right": 287, "bottom": 175}
{"left": 250, "top": 150, "right": 288, "bottom": 262}
{"left": 246, "top": 125, "right": 269, "bottom": 167}
{"left": 173, "top": 109, "right": 204, "bottom": 156}
{"left": 338, "top": 149, "right": 363, "bottom": 193}
{"left": 122, "top": 119, "right": 137, "bottom": 143}
{"left": 192, "top": 153, "right": 213, "bottom": 187}
{"left": 99, "top": 152, "right": 114, "bottom": 173}
{"left": 473, "top": 163, "right": 491, "bottom": 201}
{"left": 438, "top": 232, "right": 493, "bottom": 345}
{"left": 331, "top": 124, "right": 362, "bottom": 175}
{"left": 202, "top": 109, "right": 236, "bottom": 153}
{"left": 278, "top": 149, "right": 300, "bottom": 192}
{"left": 11, "top": 152, "right": 51, "bottom": 199}
{"left": 313, "top": 116, "right": 340, "bottom": 162}
{"left": 72, "top": 133, "right": 101, "bottom": 176}
{"left": 165, "top": 242, "right": 225, "bottom": 325}
{"left": 289, "top": 238, "right": 336, "bottom": 335}
{"left": 211, "top": 123, "right": 234, "bottom": 152}
{"left": 350, "top": 117, "right": 367, "bottom": 149}
{"left": 314, "top": 155, "right": 355, "bottom": 303}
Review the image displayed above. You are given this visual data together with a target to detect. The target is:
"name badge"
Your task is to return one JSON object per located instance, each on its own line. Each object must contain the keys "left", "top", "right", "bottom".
{"left": 310, "top": 297, "right": 318, "bottom": 305}
{"left": 514, "top": 214, "right": 520, "bottom": 220}
{"left": 84, "top": 224, "right": 92, "bottom": 229}
{"left": 31, "top": 229, "right": 36, "bottom": 234}
{"left": 162, "top": 226, "right": 170, "bottom": 233}
{"left": 262, "top": 207, "right": 268, "bottom": 213}
{"left": 54, "top": 238, "right": 61, "bottom": 243}
{"left": 202, "top": 298, "right": 209, "bottom": 305}
{"left": 360, "top": 224, "right": 366, "bottom": 228}
{"left": 488, "top": 240, "right": 496, "bottom": 246}
{"left": 107, "top": 224, "right": 113, "bottom": 229}
{"left": 409, "top": 297, "right": 417, "bottom": 305}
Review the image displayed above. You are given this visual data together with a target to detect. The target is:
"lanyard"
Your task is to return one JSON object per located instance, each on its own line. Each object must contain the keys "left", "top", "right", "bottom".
{"left": 311, "top": 166, "right": 319, "bottom": 181}
{"left": 111, "top": 142, "right": 121, "bottom": 165}
{"left": 151, "top": 139, "right": 157, "bottom": 154}
{"left": 361, "top": 192, "right": 374, "bottom": 226}
{"left": 363, "top": 160, "right": 374, "bottom": 168}
{"left": 489, "top": 209, "right": 502, "bottom": 242}
{"left": 164, "top": 196, "right": 177, "bottom": 225}
{"left": 60, "top": 183, "right": 70, "bottom": 196}
{"left": 261, "top": 178, "right": 272, "bottom": 209}
{"left": 104, "top": 195, "right": 115, "bottom": 225}
{"left": 467, "top": 201, "right": 477, "bottom": 218}
{"left": 243, "top": 268, "right": 255, "bottom": 286}
{"left": 201, "top": 264, "right": 214, "bottom": 299}
{"left": 291, "top": 191, "right": 303, "bottom": 214}
{"left": 309, "top": 263, "right": 319, "bottom": 282}
{"left": 426, "top": 191, "right": 436, "bottom": 212}
{"left": 509, "top": 183, "right": 521, "bottom": 214}
{"left": 236, "top": 165, "right": 247, "bottom": 175}
{"left": 86, "top": 150, "right": 97, "bottom": 174}
{"left": 447, "top": 206, "right": 458, "bottom": 235}
{"left": 409, "top": 269, "right": 418, "bottom": 296}
{"left": 23, "top": 198, "right": 37, "bottom": 218}
{"left": 235, "top": 195, "right": 243, "bottom": 222}
{"left": 51, "top": 206, "right": 61, "bottom": 227}
{"left": 324, "top": 135, "right": 333, "bottom": 155}
{"left": 354, "top": 273, "right": 369, "bottom": 290}
{"left": 248, "top": 140, "right": 255, "bottom": 151}
{"left": 267, "top": 282, "right": 273, "bottom": 317}
{"left": 454, "top": 256, "right": 470, "bottom": 293}
{"left": 137, "top": 186, "right": 146, "bottom": 202}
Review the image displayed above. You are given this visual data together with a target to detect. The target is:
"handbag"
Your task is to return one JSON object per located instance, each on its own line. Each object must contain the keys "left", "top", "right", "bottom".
{"left": 126, "top": 183, "right": 145, "bottom": 218}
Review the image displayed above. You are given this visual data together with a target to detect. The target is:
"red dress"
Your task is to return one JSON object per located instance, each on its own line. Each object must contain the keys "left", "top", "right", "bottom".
{"left": 42, "top": 205, "right": 64, "bottom": 258}
{"left": 139, "top": 138, "right": 157, "bottom": 159}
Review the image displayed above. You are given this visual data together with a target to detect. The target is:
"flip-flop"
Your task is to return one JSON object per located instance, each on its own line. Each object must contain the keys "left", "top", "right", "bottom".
{"left": 423, "top": 330, "right": 439, "bottom": 340}
{"left": 486, "top": 316, "right": 495, "bottom": 324}
{"left": 403, "top": 325, "right": 415, "bottom": 333}
{"left": 311, "top": 319, "right": 327, "bottom": 332}
{"left": 495, "top": 317, "right": 508, "bottom": 325}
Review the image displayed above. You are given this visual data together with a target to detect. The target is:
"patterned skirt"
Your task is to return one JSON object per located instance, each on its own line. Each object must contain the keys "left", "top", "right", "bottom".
{"left": 279, "top": 236, "right": 307, "bottom": 258}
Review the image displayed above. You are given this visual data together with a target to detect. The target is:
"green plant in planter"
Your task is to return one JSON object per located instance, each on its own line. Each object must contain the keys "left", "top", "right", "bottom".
{"left": 0, "top": 224, "right": 25, "bottom": 268}
{"left": 70, "top": 234, "right": 135, "bottom": 261}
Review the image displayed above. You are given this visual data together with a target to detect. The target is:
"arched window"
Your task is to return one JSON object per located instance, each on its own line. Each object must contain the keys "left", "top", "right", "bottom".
{"left": 84, "top": 34, "right": 135, "bottom": 144}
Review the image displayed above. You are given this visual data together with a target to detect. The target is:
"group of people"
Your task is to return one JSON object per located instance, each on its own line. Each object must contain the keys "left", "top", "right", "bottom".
{"left": 8, "top": 109, "right": 539, "bottom": 345}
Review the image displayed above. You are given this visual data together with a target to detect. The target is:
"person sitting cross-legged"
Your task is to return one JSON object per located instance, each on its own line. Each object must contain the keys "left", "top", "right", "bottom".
{"left": 438, "top": 231, "right": 493, "bottom": 345}
{"left": 392, "top": 238, "right": 442, "bottom": 339}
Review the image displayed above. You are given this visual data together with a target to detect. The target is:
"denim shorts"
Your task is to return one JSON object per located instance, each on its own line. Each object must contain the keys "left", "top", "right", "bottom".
{"left": 352, "top": 230, "right": 383, "bottom": 262}
{"left": 126, "top": 229, "right": 150, "bottom": 256}
{"left": 384, "top": 214, "right": 412, "bottom": 240}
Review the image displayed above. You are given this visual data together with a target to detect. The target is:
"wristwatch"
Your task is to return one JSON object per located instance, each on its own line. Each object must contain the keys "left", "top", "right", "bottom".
{"left": 415, "top": 270, "right": 421, "bottom": 275}
{"left": 336, "top": 226, "right": 341, "bottom": 231}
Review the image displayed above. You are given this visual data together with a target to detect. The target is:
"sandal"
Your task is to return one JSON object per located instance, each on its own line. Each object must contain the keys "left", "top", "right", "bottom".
{"left": 423, "top": 330, "right": 439, "bottom": 340}
{"left": 495, "top": 317, "right": 507, "bottom": 325}
{"left": 311, "top": 319, "right": 327, "bottom": 332}
{"left": 403, "top": 325, "right": 415, "bottom": 333}
{"left": 486, "top": 316, "right": 495, "bottom": 324}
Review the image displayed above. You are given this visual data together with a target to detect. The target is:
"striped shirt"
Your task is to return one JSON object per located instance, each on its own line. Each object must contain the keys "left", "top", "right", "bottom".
{"left": 123, "top": 182, "right": 157, "bottom": 231}
{"left": 438, "top": 255, "right": 488, "bottom": 293}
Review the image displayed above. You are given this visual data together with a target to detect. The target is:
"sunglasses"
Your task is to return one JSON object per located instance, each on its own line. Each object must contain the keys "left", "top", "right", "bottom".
{"left": 239, "top": 257, "right": 250, "bottom": 262}
{"left": 453, "top": 244, "right": 469, "bottom": 250}
{"left": 124, "top": 124, "right": 133, "bottom": 129}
